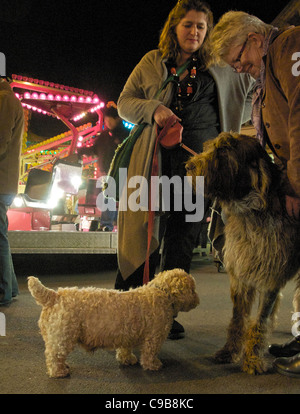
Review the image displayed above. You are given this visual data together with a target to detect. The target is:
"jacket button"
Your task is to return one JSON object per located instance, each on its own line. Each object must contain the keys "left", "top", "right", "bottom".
{"left": 262, "top": 103, "right": 266, "bottom": 108}
{"left": 274, "top": 144, "right": 281, "bottom": 149}
{"left": 265, "top": 122, "right": 270, "bottom": 128}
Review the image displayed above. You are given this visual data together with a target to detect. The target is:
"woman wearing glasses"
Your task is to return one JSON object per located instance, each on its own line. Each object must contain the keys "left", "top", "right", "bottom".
{"left": 210, "top": 11, "right": 300, "bottom": 218}
{"left": 209, "top": 11, "right": 300, "bottom": 376}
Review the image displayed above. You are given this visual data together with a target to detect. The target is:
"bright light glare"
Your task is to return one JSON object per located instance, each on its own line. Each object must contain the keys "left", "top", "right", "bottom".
{"left": 71, "top": 175, "right": 82, "bottom": 190}
{"left": 47, "top": 187, "right": 65, "bottom": 208}
{"left": 13, "top": 195, "right": 24, "bottom": 208}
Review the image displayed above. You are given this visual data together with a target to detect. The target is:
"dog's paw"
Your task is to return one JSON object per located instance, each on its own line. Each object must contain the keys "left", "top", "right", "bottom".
{"left": 123, "top": 354, "right": 138, "bottom": 366}
{"left": 241, "top": 356, "right": 267, "bottom": 375}
{"left": 116, "top": 349, "right": 138, "bottom": 366}
{"left": 214, "top": 347, "right": 235, "bottom": 364}
{"left": 141, "top": 357, "right": 162, "bottom": 371}
{"left": 48, "top": 366, "right": 70, "bottom": 379}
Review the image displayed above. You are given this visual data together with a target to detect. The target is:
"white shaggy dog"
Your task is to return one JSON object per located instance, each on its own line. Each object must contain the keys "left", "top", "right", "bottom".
{"left": 28, "top": 269, "right": 199, "bottom": 378}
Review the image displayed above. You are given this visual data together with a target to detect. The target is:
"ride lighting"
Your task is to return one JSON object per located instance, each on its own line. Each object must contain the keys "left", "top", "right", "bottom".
{"left": 71, "top": 174, "right": 82, "bottom": 190}
{"left": 12, "top": 195, "right": 24, "bottom": 208}
{"left": 47, "top": 187, "right": 65, "bottom": 208}
{"left": 20, "top": 91, "right": 102, "bottom": 105}
{"left": 123, "top": 121, "right": 135, "bottom": 129}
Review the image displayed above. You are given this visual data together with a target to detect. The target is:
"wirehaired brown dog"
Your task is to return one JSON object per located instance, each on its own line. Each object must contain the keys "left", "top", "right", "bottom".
{"left": 186, "top": 132, "right": 300, "bottom": 375}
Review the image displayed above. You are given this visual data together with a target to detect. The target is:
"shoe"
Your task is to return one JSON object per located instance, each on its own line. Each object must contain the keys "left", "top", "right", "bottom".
{"left": 269, "top": 335, "right": 300, "bottom": 357}
{"left": 0, "top": 300, "right": 11, "bottom": 307}
{"left": 168, "top": 320, "right": 184, "bottom": 340}
{"left": 273, "top": 353, "right": 300, "bottom": 378}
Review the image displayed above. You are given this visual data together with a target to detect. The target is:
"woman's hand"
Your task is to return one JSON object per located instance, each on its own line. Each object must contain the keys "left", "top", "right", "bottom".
{"left": 285, "top": 195, "right": 300, "bottom": 220}
{"left": 153, "top": 105, "right": 181, "bottom": 128}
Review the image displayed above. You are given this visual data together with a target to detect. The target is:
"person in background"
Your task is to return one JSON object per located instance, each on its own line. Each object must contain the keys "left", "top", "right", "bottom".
{"left": 78, "top": 104, "right": 128, "bottom": 231}
{"left": 209, "top": 10, "right": 300, "bottom": 376}
{"left": 115, "top": 0, "right": 254, "bottom": 339}
{"left": 0, "top": 77, "right": 24, "bottom": 306}
{"left": 78, "top": 104, "right": 128, "bottom": 176}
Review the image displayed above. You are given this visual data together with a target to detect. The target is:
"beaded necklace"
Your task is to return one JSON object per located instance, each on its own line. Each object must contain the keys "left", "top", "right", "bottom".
{"left": 170, "top": 56, "right": 198, "bottom": 112}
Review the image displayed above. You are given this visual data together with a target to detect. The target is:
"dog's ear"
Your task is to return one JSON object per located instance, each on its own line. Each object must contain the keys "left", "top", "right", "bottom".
{"left": 249, "top": 158, "right": 272, "bottom": 209}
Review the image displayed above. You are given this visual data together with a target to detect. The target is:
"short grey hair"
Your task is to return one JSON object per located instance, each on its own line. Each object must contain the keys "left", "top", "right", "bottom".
{"left": 209, "top": 11, "right": 273, "bottom": 65}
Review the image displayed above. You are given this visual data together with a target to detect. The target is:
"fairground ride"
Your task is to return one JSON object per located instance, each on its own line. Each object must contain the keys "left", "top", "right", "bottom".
{"left": 7, "top": 74, "right": 118, "bottom": 254}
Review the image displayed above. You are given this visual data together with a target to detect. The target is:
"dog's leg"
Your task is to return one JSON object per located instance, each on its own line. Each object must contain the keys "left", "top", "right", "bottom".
{"left": 268, "top": 291, "right": 282, "bottom": 330}
{"left": 292, "top": 275, "right": 300, "bottom": 335}
{"left": 116, "top": 348, "right": 138, "bottom": 366}
{"left": 241, "top": 288, "right": 279, "bottom": 375}
{"left": 214, "top": 279, "right": 255, "bottom": 364}
{"left": 44, "top": 343, "right": 71, "bottom": 378}
{"left": 140, "top": 336, "right": 166, "bottom": 371}
{"left": 293, "top": 274, "right": 300, "bottom": 314}
{"left": 40, "top": 324, "right": 75, "bottom": 378}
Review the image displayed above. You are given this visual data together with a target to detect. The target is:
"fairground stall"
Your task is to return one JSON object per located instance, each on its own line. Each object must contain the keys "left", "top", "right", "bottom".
{"left": 8, "top": 74, "right": 118, "bottom": 254}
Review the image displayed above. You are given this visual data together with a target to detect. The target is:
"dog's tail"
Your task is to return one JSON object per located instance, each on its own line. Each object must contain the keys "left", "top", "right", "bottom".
{"left": 28, "top": 276, "right": 58, "bottom": 307}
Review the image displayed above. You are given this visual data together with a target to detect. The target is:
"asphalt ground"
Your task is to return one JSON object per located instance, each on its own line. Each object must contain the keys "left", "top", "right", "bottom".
{"left": 1, "top": 252, "right": 300, "bottom": 402}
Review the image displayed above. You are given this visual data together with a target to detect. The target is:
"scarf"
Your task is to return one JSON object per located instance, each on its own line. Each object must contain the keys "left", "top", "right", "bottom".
{"left": 251, "top": 27, "right": 279, "bottom": 147}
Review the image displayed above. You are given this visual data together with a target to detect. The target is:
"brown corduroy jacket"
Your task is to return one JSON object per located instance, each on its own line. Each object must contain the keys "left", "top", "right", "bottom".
{"left": 262, "top": 26, "right": 300, "bottom": 197}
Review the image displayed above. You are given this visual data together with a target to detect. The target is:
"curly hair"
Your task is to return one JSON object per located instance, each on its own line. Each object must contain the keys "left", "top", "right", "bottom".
{"left": 158, "top": 0, "right": 213, "bottom": 68}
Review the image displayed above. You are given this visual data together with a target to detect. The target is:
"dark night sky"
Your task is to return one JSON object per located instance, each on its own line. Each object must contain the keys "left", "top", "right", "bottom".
{"left": 0, "top": 0, "right": 289, "bottom": 136}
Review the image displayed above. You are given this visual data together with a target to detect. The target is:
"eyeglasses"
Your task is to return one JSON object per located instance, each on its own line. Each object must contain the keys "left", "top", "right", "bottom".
{"left": 232, "top": 39, "right": 248, "bottom": 72}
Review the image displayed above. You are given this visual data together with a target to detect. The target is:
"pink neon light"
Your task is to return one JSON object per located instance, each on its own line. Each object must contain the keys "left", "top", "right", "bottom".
{"left": 24, "top": 92, "right": 31, "bottom": 99}
{"left": 47, "top": 94, "right": 54, "bottom": 100}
